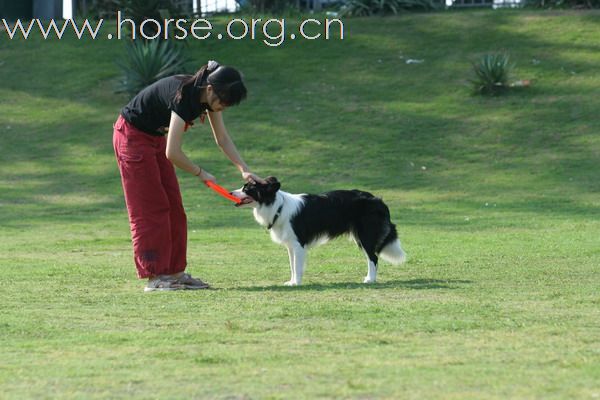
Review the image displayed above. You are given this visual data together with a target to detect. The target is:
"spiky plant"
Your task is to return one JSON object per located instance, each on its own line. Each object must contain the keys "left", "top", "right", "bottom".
{"left": 471, "top": 53, "right": 514, "bottom": 96}
{"left": 116, "top": 40, "right": 188, "bottom": 96}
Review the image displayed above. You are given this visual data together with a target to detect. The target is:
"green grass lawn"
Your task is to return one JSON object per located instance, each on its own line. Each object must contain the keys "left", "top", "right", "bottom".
{"left": 1, "top": 9, "right": 599, "bottom": 399}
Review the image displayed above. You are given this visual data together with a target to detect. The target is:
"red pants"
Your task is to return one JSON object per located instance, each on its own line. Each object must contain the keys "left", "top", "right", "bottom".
{"left": 113, "top": 115, "right": 187, "bottom": 278}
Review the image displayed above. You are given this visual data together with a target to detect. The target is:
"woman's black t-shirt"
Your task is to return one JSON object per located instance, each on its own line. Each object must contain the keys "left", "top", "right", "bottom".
{"left": 121, "top": 75, "right": 206, "bottom": 136}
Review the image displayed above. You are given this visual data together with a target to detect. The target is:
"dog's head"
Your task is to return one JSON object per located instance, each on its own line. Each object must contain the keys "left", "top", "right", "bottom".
{"left": 231, "top": 176, "right": 281, "bottom": 208}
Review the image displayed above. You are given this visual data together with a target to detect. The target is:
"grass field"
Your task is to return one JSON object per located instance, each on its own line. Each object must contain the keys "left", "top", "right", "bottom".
{"left": 1, "top": 9, "right": 599, "bottom": 399}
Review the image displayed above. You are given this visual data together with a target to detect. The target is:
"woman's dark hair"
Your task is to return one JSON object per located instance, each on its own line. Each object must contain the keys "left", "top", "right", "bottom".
{"left": 174, "top": 63, "right": 247, "bottom": 107}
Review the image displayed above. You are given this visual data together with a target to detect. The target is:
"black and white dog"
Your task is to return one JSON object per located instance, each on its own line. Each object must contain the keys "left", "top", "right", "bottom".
{"left": 231, "top": 177, "right": 406, "bottom": 286}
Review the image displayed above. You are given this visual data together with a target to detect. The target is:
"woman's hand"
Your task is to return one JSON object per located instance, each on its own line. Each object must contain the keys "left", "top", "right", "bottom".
{"left": 198, "top": 169, "right": 216, "bottom": 184}
{"left": 242, "top": 171, "right": 266, "bottom": 184}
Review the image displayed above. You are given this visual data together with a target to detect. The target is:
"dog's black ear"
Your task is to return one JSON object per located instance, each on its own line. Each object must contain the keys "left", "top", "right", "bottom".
{"left": 264, "top": 176, "right": 280, "bottom": 193}
{"left": 265, "top": 177, "right": 280, "bottom": 193}
{"left": 270, "top": 181, "right": 281, "bottom": 192}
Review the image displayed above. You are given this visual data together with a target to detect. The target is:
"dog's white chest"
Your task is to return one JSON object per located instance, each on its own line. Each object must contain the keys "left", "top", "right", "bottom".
{"left": 269, "top": 223, "right": 295, "bottom": 245}
{"left": 253, "top": 197, "right": 301, "bottom": 247}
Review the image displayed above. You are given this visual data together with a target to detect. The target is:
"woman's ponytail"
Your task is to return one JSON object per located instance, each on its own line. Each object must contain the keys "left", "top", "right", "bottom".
{"left": 174, "top": 61, "right": 247, "bottom": 107}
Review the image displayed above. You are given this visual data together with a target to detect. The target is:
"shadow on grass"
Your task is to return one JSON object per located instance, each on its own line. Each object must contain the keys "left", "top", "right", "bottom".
{"left": 230, "top": 278, "right": 473, "bottom": 292}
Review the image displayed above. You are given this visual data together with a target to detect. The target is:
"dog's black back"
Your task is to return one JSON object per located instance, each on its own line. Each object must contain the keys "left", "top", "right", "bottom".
{"left": 291, "top": 190, "right": 398, "bottom": 259}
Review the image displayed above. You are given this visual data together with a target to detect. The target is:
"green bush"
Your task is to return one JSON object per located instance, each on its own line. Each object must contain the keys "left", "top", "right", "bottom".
{"left": 525, "top": 0, "right": 600, "bottom": 8}
{"left": 113, "top": 0, "right": 182, "bottom": 37}
{"left": 84, "top": 0, "right": 117, "bottom": 19}
{"left": 239, "top": 0, "right": 299, "bottom": 13}
{"left": 470, "top": 53, "right": 514, "bottom": 96}
{"left": 340, "top": 0, "right": 438, "bottom": 16}
{"left": 116, "top": 40, "right": 189, "bottom": 96}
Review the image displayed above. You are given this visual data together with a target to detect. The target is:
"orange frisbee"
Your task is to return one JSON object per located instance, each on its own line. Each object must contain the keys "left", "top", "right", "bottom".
{"left": 204, "top": 180, "right": 242, "bottom": 204}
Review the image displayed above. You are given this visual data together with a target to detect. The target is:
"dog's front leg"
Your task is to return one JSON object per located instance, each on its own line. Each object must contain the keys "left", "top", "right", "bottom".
{"left": 285, "top": 242, "right": 305, "bottom": 286}
{"left": 285, "top": 246, "right": 296, "bottom": 286}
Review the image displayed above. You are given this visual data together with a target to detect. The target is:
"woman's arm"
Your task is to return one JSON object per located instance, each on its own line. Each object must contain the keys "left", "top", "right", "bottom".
{"left": 166, "top": 111, "right": 215, "bottom": 182}
{"left": 207, "top": 111, "right": 264, "bottom": 183}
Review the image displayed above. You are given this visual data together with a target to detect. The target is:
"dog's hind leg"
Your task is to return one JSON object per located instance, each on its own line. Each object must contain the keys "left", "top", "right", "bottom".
{"left": 356, "top": 224, "right": 379, "bottom": 284}
{"left": 363, "top": 252, "right": 378, "bottom": 284}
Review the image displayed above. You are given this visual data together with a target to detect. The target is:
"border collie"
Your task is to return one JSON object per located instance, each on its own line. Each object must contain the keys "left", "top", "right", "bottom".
{"left": 231, "top": 177, "right": 406, "bottom": 286}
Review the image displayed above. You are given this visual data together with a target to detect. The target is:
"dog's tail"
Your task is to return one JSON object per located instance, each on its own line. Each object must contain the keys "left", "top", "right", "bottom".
{"left": 378, "top": 224, "right": 407, "bottom": 265}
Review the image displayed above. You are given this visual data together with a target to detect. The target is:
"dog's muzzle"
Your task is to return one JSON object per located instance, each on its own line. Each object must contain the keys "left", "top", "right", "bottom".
{"left": 230, "top": 188, "right": 255, "bottom": 207}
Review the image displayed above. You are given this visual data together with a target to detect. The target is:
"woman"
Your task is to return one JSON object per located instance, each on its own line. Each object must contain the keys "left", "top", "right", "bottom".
{"left": 113, "top": 60, "right": 264, "bottom": 292}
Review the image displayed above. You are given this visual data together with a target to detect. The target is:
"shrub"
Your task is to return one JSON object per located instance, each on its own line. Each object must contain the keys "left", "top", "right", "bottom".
{"left": 112, "top": 0, "right": 182, "bottom": 37}
{"left": 470, "top": 53, "right": 514, "bottom": 96}
{"left": 238, "top": 0, "right": 297, "bottom": 13}
{"left": 81, "top": 0, "right": 115, "bottom": 19}
{"left": 525, "top": 0, "right": 600, "bottom": 8}
{"left": 339, "top": 0, "right": 438, "bottom": 16}
{"left": 117, "top": 40, "right": 189, "bottom": 96}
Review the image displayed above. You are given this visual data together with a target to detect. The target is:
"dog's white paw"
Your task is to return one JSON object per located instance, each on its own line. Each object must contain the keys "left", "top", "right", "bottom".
{"left": 284, "top": 280, "right": 299, "bottom": 286}
{"left": 363, "top": 277, "right": 376, "bottom": 284}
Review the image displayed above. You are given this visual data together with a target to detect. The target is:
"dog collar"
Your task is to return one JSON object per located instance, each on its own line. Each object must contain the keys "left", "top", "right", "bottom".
{"left": 267, "top": 204, "right": 284, "bottom": 230}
